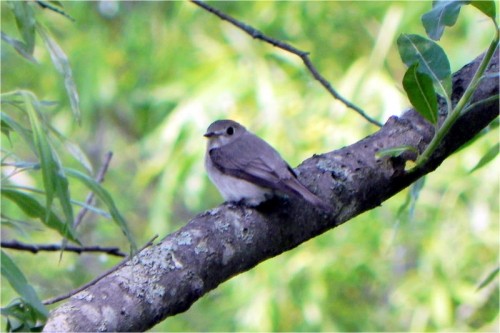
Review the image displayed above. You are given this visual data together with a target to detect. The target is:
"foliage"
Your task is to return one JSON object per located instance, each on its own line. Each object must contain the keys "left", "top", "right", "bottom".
{"left": 1, "top": 250, "right": 47, "bottom": 332}
{"left": 397, "top": 1, "right": 499, "bottom": 169}
{"left": 1, "top": 1, "right": 136, "bottom": 329}
{"left": 1, "top": 1, "right": 498, "bottom": 331}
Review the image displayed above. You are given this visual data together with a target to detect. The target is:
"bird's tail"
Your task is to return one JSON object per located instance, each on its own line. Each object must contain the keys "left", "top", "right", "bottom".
{"left": 286, "top": 178, "right": 333, "bottom": 212}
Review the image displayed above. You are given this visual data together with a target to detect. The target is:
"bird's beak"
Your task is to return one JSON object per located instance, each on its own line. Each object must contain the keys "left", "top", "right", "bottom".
{"left": 204, "top": 131, "right": 215, "bottom": 138}
{"left": 204, "top": 130, "right": 224, "bottom": 138}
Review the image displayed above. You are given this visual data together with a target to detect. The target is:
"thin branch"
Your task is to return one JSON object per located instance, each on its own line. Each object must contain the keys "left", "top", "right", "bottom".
{"left": 1, "top": 240, "right": 126, "bottom": 257}
{"left": 74, "top": 151, "right": 113, "bottom": 229}
{"left": 35, "top": 1, "right": 75, "bottom": 22}
{"left": 191, "top": 0, "right": 383, "bottom": 127}
{"left": 43, "top": 235, "right": 158, "bottom": 305}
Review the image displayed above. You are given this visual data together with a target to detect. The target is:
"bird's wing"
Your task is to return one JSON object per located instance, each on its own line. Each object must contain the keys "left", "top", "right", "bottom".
{"left": 209, "top": 133, "right": 332, "bottom": 210}
{"left": 208, "top": 134, "right": 295, "bottom": 193}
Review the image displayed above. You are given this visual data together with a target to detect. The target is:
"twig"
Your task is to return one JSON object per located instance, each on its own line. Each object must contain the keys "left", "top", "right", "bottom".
{"left": 43, "top": 235, "right": 159, "bottom": 305}
{"left": 35, "top": 1, "right": 75, "bottom": 22}
{"left": 74, "top": 152, "right": 113, "bottom": 229}
{"left": 1, "top": 240, "right": 126, "bottom": 257}
{"left": 191, "top": 0, "right": 382, "bottom": 127}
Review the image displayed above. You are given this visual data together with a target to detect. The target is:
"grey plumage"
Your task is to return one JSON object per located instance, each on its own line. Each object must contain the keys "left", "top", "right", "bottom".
{"left": 204, "top": 119, "right": 331, "bottom": 211}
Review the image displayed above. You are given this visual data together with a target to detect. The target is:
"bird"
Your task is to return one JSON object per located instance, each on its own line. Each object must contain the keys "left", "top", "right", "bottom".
{"left": 204, "top": 119, "right": 332, "bottom": 211}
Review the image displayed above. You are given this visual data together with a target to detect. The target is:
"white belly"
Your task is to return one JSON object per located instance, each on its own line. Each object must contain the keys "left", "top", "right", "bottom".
{"left": 205, "top": 154, "right": 271, "bottom": 206}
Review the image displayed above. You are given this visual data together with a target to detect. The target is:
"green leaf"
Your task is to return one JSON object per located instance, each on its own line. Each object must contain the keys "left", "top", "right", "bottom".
{"left": 54, "top": 163, "right": 75, "bottom": 237}
{"left": 0, "top": 31, "right": 38, "bottom": 63}
{"left": 0, "top": 250, "right": 48, "bottom": 319}
{"left": 0, "top": 215, "right": 35, "bottom": 237}
{"left": 47, "top": 144, "right": 75, "bottom": 232}
{"left": 0, "top": 111, "right": 36, "bottom": 153}
{"left": 11, "top": 1, "right": 36, "bottom": 55}
{"left": 2, "top": 298, "right": 46, "bottom": 332}
{"left": 441, "top": 75, "right": 453, "bottom": 98}
{"left": 477, "top": 267, "right": 499, "bottom": 290}
{"left": 470, "top": 0, "right": 497, "bottom": 21}
{"left": 19, "top": 92, "right": 76, "bottom": 231}
{"left": 421, "top": 0, "right": 467, "bottom": 41}
{"left": 23, "top": 92, "right": 57, "bottom": 217}
{"left": 65, "top": 168, "right": 137, "bottom": 252}
{"left": 375, "top": 145, "right": 419, "bottom": 159}
{"left": 467, "top": 284, "right": 499, "bottom": 328}
{"left": 403, "top": 63, "right": 438, "bottom": 124}
{"left": 469, "top": 142, "right": 499, "bottom": 173}
{"left": 397, "top": 34, "right": 451, "bottom": 83}
{"left": 49, "top": 0, "right": 64, "bottom": 6}
{"left": 64, "top": 141, "right": 94, "bottom": 174}
{"left": 2, "top": 93, "right": 90, "bottom": 173}
{"left": 1, "top": 119, "right": 13, "bottom": 142}
{"left": 35, "top": 24, "right": 80, "bottom": 123}
{"left": 1, "top": 188, "right": 79, "bottom": 243}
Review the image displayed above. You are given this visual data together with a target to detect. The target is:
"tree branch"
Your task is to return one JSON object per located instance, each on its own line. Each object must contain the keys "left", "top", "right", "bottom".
{"left": 42, "top": 235, "right": 158, "bottom": 306}
{"left": 191, "top": 0, "right": 383, "bottom": 127}
{"left": 74, "top": 151, "right": 113, "bottom": 229}
{"left": 43, "top": 49, "right": 499, "bottom": 332}
{"left": 1, "top": 240, "right": 126, "bottom": 257}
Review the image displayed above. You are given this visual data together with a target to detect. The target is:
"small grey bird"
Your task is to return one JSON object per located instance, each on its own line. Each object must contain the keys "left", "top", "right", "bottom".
{"left": 204, "top": 119, "right": 331, "bottom": 210}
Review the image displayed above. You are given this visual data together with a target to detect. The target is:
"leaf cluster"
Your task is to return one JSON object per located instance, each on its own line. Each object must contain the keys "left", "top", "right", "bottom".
{"left": 392, "top": 0, "right": 498, "bottom": 170}
{"left": 1, "top": 2, "right": 136, "bottom": 330}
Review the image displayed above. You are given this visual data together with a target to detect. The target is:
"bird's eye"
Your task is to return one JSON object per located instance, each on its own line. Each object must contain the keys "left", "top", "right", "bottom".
{"left": 226, "top": 127, "right": 234, "bottom": 135}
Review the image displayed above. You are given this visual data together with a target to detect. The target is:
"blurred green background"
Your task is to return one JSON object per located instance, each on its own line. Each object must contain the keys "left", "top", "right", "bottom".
{"left": 1, "top": 1, "right": 498, "bottom": 331}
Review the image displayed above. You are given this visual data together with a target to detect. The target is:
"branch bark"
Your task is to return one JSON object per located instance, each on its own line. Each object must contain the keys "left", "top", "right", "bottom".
{"left": 43, "top": 48, "right": 498, "bottom": 331}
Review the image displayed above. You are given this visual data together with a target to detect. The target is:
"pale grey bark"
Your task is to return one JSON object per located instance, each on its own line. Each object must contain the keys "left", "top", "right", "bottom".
{"left": 43, "top": 50, "right": 498, "bottom": 332}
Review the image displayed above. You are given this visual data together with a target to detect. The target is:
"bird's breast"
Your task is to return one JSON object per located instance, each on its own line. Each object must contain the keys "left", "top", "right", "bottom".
{"left": 205, "top": 152, "right": 270, "bottom": 205}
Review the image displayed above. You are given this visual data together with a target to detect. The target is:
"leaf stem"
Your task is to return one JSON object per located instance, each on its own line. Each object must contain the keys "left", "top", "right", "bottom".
{"left": 415, "top": 30, "right": 499, "bottom": 168}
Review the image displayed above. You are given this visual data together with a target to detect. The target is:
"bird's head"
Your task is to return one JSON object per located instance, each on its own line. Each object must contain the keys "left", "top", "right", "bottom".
{"left": 204, "top": 119, "right": 246, "bottom": 148}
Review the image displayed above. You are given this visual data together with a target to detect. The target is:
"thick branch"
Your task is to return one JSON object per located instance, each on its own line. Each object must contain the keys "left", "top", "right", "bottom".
{"left": 43, "top": 49, "right": 498, "bottom": 332}
{"left": 42, "top": 236, "right": 158, "bottom": 306}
